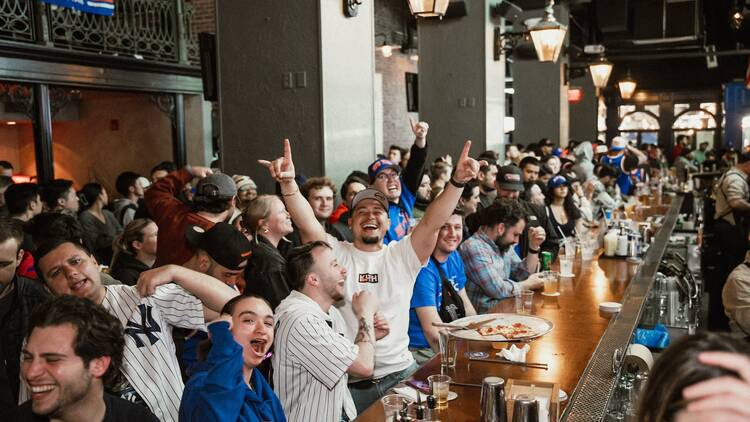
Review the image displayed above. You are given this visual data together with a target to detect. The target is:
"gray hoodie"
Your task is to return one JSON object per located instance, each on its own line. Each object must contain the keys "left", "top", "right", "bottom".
{"left": 572, "top": 142, "right": 595, "bottom": 182}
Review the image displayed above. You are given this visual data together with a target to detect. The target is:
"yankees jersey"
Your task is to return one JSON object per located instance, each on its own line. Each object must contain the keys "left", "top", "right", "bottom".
{"left": 102, "top": 284, "right": 205, "bottom": 422}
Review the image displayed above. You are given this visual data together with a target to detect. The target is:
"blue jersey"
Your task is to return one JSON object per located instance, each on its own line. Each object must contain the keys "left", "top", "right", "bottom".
{"left": 408, "top": 252, "right": 467, "bottom": 349}
{"left": 384, "top": 178, "right": 416, "bottom": 244}
{"left": 601, "top": 153, "right": 634, "bottom": 196}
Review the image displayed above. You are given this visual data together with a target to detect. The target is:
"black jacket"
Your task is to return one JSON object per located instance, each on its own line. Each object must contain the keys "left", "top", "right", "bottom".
{"left": 244, "top": 236, "right": 291, "bottom": 310}
{"left": 0, "top": 277, "right": 51, "bottom": 419}
{"left": 109, "top": 253, "right": 151, "bottom": 286}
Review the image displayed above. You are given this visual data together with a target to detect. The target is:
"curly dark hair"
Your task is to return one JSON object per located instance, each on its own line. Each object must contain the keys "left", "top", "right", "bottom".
{"left": 26, "top": 295, "right": 125, "bottom": 388}
{"left": 477, "top": 198, "right": 526, "bottom": 228}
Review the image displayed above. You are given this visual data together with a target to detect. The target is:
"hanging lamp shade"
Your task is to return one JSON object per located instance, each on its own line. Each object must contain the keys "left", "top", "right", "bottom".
{"left": 618, "top": 74, "right": 637, "bottom": 100}
{"left": 407, "top": 0, "right": 450, "bottom": 18}
{"left": 589, "top": 57, "right": 613, "bottom": 89}
{"left": 529, "top": 0, "right": 567, "bottom": 62}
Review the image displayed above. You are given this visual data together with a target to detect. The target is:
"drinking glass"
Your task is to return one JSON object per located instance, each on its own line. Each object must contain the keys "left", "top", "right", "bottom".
{"left": 428, "top": 374, "right": 452, "bottom": 409}
{"left": 560, "top": 255, "right": 574, "bottom": 276}
{"left": 563, "top": 237, "right": 576, "bottom": 258}
{"left": 541, "top": 271, "right": 560, "bottom": 296}
{"left": 515, "top": 290, "right": 534, "bottom": 314}
{"left": 438, "top": 329, "right": 457, "bottom": 370}
{"left": 381, "top": 394, "right": 411, "bottom": 420}
{"left": 581, "top": 241, "right": 596, "bottom": 261}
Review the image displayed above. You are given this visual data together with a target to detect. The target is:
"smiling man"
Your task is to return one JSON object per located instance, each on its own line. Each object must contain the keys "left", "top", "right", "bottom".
{"left": 259, "top": 138, "right": 482, "bottom": 412}
{"left": 32, "top": 239, "right": 238, "bottom": 422}
{"left": 408, "top": 210, "right": 477, "bottom": 364}
{"left": 18, "top": 295, "right": 158, "bottom": 422}
{"left": 367, "top": 119, "right": 429, "bottom": 244}
{"left": 274, "top": 241, "right": 388, "bottom": 422}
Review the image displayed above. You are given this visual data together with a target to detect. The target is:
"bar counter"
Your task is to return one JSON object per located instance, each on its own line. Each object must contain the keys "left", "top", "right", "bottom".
{"left": 356, "top": 195, "right": 682, "bottom": 421}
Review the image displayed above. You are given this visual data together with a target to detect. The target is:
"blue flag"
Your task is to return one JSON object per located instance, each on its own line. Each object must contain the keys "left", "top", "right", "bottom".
{"left": 42, "top": 0, "right": 115, "bottom": 16}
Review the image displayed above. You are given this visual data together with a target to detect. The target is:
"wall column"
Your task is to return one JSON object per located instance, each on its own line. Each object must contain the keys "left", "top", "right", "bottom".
{"left": 32, "top": 83, "right": 54, "bottom": 183}
{"left": 216, "top": 0, "right": 375, "bottom": 191}
{"left": 418, "top": 1, "right": 506, "bottom": 160}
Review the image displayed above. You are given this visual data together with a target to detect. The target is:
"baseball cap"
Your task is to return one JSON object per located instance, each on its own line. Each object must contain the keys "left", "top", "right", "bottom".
{"left": 595, "top": 144, "right": 609, "bottom": 154}
{"left": 548, "top": 175, "right": 569, "bottom": 190}
{"left": 610, "top": 136, "right": 627, "bottom": 152}
{"left": 496, "top": 165, "right": 525, "bottom": 191}
{"left": 232, "top": 174, "right": 257, "bottom": 191}
{"left": 367, "top": 158, "right": 402, "bottom": 183}
{"left": 194, "top": 173, "right": 237, "bottom": 202}
{"left": 185, "top": 223, "right": 252, "bottom": 270}
{"left": 350, "top": 188, "right": 389, "bottom": 212}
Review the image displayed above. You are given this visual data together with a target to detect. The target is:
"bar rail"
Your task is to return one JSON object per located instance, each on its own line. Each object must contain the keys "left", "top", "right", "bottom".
{"left": 562, "top": 195, "right": 684, "bottom": 421}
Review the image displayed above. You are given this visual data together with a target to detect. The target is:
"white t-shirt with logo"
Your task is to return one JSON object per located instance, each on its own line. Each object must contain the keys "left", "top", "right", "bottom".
{"left": 328, "top": 234, "right": 425, "bottom": 379}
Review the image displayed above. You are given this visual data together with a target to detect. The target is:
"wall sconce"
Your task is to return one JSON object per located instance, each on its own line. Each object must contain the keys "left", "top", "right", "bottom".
{"left": 618, "top": 71, "right": 637, "bottom": 100}
{"left": 407, "top": 0, "right": 450, "bottom": 18}
{"left": 529, "top": 0, "right": 567, "bottom": 62}
{"left": 344, "top": 0, "right": 362, "bottom": 18}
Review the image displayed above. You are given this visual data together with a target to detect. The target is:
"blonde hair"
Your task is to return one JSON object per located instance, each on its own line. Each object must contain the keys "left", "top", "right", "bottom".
{"left": 241, "top": 195, "right": 278, "bottom": 242}
{"left": 111, "top": 218, "right": 153, "bottom": 267}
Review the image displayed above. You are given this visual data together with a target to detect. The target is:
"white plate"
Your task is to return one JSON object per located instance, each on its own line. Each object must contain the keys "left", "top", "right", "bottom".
{"left": 599, "top": 302, "right": 622, "bottom": 313}
{"left": 448, "top": 313, "right": 554, "bottom": 342}
{"left": 560, "top": 273, "right": 575, "bottom": 278}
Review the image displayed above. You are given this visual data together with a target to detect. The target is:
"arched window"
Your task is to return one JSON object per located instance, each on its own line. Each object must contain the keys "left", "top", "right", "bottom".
{"left": 672, "top": 109, "right": 717, "bottom": 130}
{"left": 619, "top": 111, "right": 660, "bottom": 131}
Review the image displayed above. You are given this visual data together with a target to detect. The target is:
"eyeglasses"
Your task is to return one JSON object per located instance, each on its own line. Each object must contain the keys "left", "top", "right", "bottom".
{"left": 375, "top": 172, "right": 400, "bottom": 182}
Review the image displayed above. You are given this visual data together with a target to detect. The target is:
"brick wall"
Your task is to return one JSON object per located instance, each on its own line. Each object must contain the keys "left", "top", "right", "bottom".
{"left": 375, "top": 0, "right": 419, "bottom": 152}
{"left": 376, "top": 53, "right": 419, "bottom": 151}
{"left": 187, "top": 0, "right": 216, "bottom": 34}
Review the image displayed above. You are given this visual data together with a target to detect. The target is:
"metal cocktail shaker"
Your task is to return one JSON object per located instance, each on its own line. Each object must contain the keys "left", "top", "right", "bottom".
{"left": 511, "top": 394, "right": 539, "bottom": 422}
{"left": 480, "top": 376, "right": 507, "bottom": 422}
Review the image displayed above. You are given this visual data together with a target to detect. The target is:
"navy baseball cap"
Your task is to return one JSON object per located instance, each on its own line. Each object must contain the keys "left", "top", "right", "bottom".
{"left": 185, "top": 223, "right": 252, "bottom": 270}
{"left": 367, "top": 158, "right": 401, "bottom": 183}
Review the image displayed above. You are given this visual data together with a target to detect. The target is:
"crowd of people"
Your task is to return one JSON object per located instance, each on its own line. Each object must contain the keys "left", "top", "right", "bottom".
{"left": 0, "top": 124, "right": 748, "bottom": 422}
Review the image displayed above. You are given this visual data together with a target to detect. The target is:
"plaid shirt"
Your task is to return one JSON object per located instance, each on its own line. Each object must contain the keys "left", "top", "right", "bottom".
{"left": 459, "top": 230, "right": 530, "bottom": 314}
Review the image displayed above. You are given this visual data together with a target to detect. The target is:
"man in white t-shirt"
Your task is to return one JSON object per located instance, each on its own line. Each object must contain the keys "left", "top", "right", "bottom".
{"left": 259, "top": 138, "right": 483, "bottom": 412}
{"left": 33, "top": 239, "right": 239, "bottom": 422}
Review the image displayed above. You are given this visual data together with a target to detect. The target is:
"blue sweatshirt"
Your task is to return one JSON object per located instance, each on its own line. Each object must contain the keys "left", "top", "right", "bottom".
{"left": 179, "top": 322, "right": 286, "bottom": 422}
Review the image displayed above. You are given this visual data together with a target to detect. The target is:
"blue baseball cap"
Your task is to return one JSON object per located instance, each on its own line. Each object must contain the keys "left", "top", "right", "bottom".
{"left": 548, "top": 175, "right": 569, "bottom": 190}
{"left": 367, "top": 158, "right": 401, "bottom": 183}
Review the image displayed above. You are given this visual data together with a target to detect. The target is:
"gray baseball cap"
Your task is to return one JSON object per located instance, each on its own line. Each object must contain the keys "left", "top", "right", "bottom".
{"left": 350, "top": 188, "right": 389, "bottom": 212}
{"left": 194, "top": 173, "right": 237, "bottom": 202}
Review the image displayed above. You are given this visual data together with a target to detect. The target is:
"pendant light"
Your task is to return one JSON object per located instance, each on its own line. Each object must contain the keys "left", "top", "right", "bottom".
{"left": 529, "top": 0, "right": 568, "bottom": 62}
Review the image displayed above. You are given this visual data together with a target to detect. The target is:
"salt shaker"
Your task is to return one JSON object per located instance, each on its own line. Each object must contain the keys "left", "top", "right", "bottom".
{"left": 480, "top": 376, "right": 507, "bottom": 422}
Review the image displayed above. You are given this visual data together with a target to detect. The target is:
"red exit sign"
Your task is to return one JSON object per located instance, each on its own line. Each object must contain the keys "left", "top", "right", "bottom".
{"left": 568, "top": 87, "right": 583, "bottom": 103}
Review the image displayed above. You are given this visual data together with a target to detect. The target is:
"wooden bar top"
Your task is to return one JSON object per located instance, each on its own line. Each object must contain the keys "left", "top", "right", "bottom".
{"left": 355, "top": 199, "right": 674, "bottom": 422}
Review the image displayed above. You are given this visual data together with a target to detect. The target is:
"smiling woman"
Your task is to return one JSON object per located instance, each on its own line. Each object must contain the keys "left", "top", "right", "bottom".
{"left": 180, "top": 295, "right": 286, "bottom": 422}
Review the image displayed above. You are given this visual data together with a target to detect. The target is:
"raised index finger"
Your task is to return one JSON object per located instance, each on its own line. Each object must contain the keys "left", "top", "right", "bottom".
{"left": 459, "top": 140, "right": 472, "bottom": 162}
{"left": 283, "top": 138, "right": 292, "bottom": 162}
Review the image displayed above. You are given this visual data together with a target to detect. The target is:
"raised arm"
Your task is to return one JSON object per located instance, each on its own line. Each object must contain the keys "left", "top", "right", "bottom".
{"left": 411, "top": 141, "right": 482, "bottom": 264}
{"left": 145, "top": 166, "right": 212, "bottom": 224}
{"left": 136, "top": 265, "right": 239, "bottom": 320}
{"left": 402, "top": 118, "right": 429, "bottom": 194}
{"left": 626, "top": 145, "right": 648, "bottom": 165}
{"left": 258, "top": 139, "right": 327, "bottom": 243}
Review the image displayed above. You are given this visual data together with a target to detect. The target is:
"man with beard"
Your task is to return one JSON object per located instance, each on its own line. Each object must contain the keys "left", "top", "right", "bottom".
{"left": 476, "top": 159, "right": 498, "bottom": 210}
{"left": 520, "top": 156, "right": 541, "bottom": 185}
{"left": 18, "top": 295, "right": 158, "bottom": 421}
{"left": 273, "top": 241, "right": 388, "bottom": 422}
{"left": 259, "top": 138, "right": 482, "bottom": 413}
{"left": 460, "top": 199, "right": 545, "bottom": 314}
{"left": 467, "top": 165, "right": 559, "bottom": 258}
{"left": 367, "top": 119, "right": 429, "bottom": 243}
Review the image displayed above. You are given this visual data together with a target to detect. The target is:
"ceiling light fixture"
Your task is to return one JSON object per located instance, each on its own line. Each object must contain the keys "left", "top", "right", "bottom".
{"left": 618, "top": 71, "right": 637, "bottom": 100}
{"left": 589, "top": 55, "right": 613, "bottom": 91}
{"left": 528, "top": 0, "right": 567, "bottom": 62}
{"left": 407, "top": 0, "right": 450, "bottom": 18}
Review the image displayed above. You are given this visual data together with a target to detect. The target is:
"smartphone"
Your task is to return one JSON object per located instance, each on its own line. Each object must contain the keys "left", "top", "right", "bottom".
{"left": 406, "top": 379, "right": 431, "bottom": 395}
